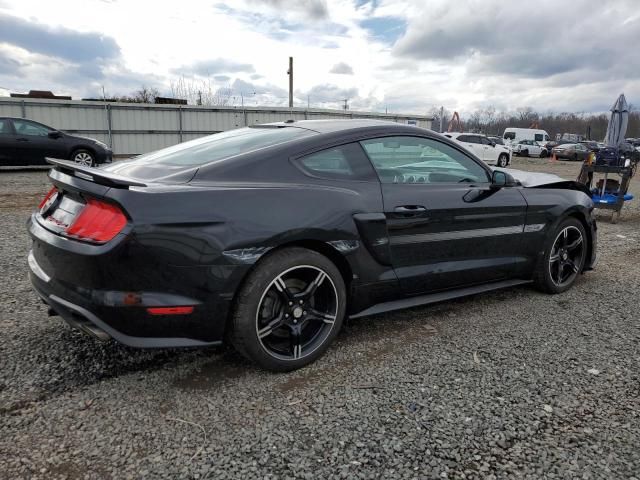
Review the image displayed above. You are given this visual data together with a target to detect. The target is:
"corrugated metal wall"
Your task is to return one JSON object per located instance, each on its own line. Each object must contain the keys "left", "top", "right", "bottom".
{"left": 0, "top": 97, "right": 433, "bottom": 157}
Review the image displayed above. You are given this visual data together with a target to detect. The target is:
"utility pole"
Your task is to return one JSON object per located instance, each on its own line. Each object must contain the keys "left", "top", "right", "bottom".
{"left": 342, "top": 99, "right": 348, "bottom": 111}
{"left": 439, "top": 106, "right": 444, "bottom": 133}
{"left": 287, "top": 57, "right": 293, "bottom": 108}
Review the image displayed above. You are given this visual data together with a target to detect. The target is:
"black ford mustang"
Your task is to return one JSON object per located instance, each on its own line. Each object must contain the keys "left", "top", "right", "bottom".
{"left": 28, "top": 120, "right": 597, "bottom": 371}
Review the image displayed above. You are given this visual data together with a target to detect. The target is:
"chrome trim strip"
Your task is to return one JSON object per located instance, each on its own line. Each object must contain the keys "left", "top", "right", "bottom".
{"left": 28, "top": 250, "right": 50, "bottom": 283}
{"left": 524, "top": 223, "right": 545, "bottom": 233}
{"left": 390, "top": 225, "right": 524, "bottom": 245}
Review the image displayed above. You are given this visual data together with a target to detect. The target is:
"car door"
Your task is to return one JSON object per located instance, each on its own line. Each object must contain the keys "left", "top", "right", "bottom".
{"left": 360, "top": 135, "right": 528, "bottom": 295}
{"left": 479, "top": 136, "right": 495, "bottom": 162}
{"left": 457, "top": 135, "right": 482, "bottom": 159}
{"left": 0, "top": 118, "right": 19, "bottom": 166}
{"left": 12, "top": 119, "right": 66, "bottom": 165}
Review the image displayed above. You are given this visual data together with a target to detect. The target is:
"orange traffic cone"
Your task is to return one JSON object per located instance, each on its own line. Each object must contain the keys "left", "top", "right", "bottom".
{"left": 551, "top": 151, "right": 557, "bottom": 162}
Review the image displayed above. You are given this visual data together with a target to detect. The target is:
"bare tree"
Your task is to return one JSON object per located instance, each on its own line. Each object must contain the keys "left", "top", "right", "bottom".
{"left": 170, "top": 76, "right": 233, "bottom": 106}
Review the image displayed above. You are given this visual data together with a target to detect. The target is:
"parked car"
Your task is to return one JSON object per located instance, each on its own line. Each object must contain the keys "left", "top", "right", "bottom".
{"left": 443, "top": 132, "right": 511, "bottom": 167}
{"left": 512, "top": 139, "right": 548, "bottom": 157}
{"left": 552, "top": 143, "right": 590, "bottom": 161}
{"left": 0, "top": 117, "right": 112, "bottom": 167}
{"left": 579, "top": 141, "right": 601, "bottom": 152}
{"left": 544, "top": 139, "right": 572, "bottom": 152}
{"left": 28, "top": 120, "right": 597, "bottom": 371}
{"left": 502, "top": 127, "right": 551, "bottom": 147}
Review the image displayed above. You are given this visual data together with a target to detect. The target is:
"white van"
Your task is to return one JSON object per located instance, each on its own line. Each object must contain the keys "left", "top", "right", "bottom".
{"left": 503, "top": 128, "right": 551, "bottom": 146}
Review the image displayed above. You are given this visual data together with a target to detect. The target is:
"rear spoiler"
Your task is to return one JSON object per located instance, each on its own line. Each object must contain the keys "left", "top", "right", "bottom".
{"left": 46, "top": 158, "right": 147, "bottom": 188}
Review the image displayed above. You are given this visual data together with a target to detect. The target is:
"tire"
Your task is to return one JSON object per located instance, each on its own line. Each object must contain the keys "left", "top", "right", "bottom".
{"left": 71, "top": 149, "right": 95, "bottom": 167}
{"left": 229, "top": 247, "right": 346, "bottom": 371}
{"left": 540, "top": 149, "right": 548, "bottom": 158}
{"left": 573, "top": 153, "right": 579, "bottom": 162}
{"left": 533, "top": 217, "right": 587, "bottom": 294}
{"left": 522, "top": 149, "right": 529, "bottom": 157}
{"left": 497, "top": 153, "right": 509, "bottom": 168}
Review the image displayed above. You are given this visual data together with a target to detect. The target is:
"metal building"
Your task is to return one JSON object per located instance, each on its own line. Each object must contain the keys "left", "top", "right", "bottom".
{"left": 0, "top": 97, "right": 433, "bottom": 157}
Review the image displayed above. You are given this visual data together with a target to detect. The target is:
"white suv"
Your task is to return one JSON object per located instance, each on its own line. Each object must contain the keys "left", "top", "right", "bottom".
{"left": 444, "top": 132, "right": 511, "bottom": 167}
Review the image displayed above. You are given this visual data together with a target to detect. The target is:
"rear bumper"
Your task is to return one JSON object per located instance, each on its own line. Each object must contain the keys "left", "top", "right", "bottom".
{"left": 29, "top": 251, "right": 223, "bottom": 348}
{"left": 27, "top": 211, "right": 249, "bottom": 347}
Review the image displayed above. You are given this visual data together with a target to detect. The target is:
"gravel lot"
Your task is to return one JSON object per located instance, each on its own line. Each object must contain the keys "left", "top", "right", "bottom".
{"left": 1, "top": 157, "right": 639, "bottom": 479}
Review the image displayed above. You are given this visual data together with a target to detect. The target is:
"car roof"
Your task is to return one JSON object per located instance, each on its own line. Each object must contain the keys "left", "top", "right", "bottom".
{"left": 445, "top": 132, "right": 486, "bottom": 138}
{"left": 259, "top": 119, "right": 418, "bottom": 134}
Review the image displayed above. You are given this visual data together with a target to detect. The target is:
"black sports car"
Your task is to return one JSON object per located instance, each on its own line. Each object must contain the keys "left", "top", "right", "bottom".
{"left": 28, "top": 120, "right": 597, "bottom": 371}
{"left": 0, "top": 117, "right": 112, "bottom": 167}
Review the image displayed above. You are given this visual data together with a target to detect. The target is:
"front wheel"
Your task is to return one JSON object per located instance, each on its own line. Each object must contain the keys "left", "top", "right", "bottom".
{"left": 229, "top": 247, "right": 346, "bottom": 371}
{"left": 540, "top": 149, "right": 548, "bottom": 158}
{"left": 497, "top": 153, "right": 509, "bottom": 167}
{"left": 533, "top": 217, "right": 587, "bottom": 294}
{"left": 71, "top": 149, "right": 95, "bottom": 167}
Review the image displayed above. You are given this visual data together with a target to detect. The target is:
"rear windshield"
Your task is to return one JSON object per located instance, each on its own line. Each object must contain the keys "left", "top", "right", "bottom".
{"left": 119, "top": 126, "right": 314, "bottom": 167}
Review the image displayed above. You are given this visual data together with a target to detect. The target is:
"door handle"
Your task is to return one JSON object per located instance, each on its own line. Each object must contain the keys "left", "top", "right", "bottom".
{"left": 394, "top": 205, "right": 426, "bottom": 214}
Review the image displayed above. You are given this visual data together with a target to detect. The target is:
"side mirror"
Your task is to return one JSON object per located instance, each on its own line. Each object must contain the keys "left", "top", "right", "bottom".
{"left": 490, "top": 141, "right": 496, "bottom": 147}
{"left": 48, "top": 130, "right": 62, "bottom": 139}
{"left": 491, "top": 170, "right": 517, "bottom": 189}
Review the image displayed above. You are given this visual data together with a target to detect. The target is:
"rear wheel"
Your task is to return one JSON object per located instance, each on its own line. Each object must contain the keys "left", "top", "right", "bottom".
{"left": 522, "top": 149, "right": 529, "bottom": 157}
{"left": 534, "top": 217, "right": 587, "bottom": 294}
{"left": 71, "top": 149, "right": 95, "bottom": 167}
{"left": 573, "top": 153, "right": 579, "bottom": 161}
{"left": 497, "top": 153, "right": 509, "bottom": 167}
{"left": 540, "top": 149, "right": 548, "bottom": 158}
{"left": 229, "top": 247, "right": 346, "bottom": 371}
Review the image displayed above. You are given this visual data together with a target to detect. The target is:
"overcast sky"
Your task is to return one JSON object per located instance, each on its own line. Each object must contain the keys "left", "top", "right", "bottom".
{"left": 0, "top": 0, "right": 638, "bottom": 115}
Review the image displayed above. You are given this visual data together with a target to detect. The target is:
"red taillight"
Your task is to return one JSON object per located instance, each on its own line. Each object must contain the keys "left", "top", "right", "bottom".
{"left": 38, "top": 187, "right": 58, "bottom": 210}
{"left": 147, "top": 306, "right": 194, "bottom": 315}
{"left": 65, "top": 198, "right": 127, "bottom": 243}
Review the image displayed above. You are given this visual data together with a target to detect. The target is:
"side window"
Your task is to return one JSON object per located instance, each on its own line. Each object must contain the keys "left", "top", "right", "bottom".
{"left": 534, "top": 133, "right": 543, "bottom": 142}
{"left": 13, "top": 119, "right": 50, "bottom": 136}
{"left": 296, "top": 143, "right": 376, "bottom": 181}
{"left": 457, "top": 135, "right": 468, "bottom": 142}
{"left": 504, "top": 132, "right": 515, "bottom": 140}
{"left": 360, "top": 136, "right": 490, "bottom": 184}
{"left": 0, "top": 119, "right": 11, "bottom": 135}
{"left": 467, "top": 136, "right": 480, "bottom": 144}
{"left": 544, "top": 135, "right": 550, "bottom": 141}
{"left": 480, "top": 137, "right": 492, "bottom": 145}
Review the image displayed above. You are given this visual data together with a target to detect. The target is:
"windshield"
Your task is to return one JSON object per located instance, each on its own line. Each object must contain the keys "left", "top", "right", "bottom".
{"left": 114, "top": 126, "right": 315, "bottom": 168}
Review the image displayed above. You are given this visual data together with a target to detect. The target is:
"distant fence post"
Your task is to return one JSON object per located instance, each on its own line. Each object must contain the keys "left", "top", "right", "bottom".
{"left": 178, "top": 105, "right": 183, "bottom": 143}
{"left": 106, "top": 103, "right": 113, "bottom": 149}
{"left": 21, "top": 100, "right": 26, "bottom": 118}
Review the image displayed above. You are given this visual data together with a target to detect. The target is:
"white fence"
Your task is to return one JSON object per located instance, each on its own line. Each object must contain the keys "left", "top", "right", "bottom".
{"left": 0, "top": 97, "right": 433, "bottom": 157}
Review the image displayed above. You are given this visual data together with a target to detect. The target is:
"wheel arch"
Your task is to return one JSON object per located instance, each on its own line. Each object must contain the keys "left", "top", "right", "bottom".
{"left": 223, "top": 239, "right": 354, "bottom": 340}
{"left": 566, "top": 210, "right": 594, "bottom": 272}
{"left": 70, "top": 145, "right": 97, "bottom": 160}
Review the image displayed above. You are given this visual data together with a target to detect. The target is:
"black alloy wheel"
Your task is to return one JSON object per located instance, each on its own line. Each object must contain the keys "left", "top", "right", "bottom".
{"left": 548, "top": 225, "right": 585, "bottom": 288}
{"left": 230, "top": 247, "right": 346, "bottom": 371}
{"left": 256, "top": 265, "right": 338, "bottom": 361}
{"left": 534, "top": 217, "right": 587, "bottom": 293}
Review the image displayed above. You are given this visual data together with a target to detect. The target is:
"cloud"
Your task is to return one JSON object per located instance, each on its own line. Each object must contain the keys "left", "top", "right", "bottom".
{"left": 244, "top": 0, "right": 329, "bottom": 20}
{"left": 232, "top": 78, "right": 287, "bottom": 97}
{"left": 0, "top": 13, "right": 120, "bottom": 62}
{"left": 329, "top": 62, "right": 354, "bottom": 75}
{"left": 304, "top": 83, "right": 359, "bottom": 105}
{"left": 172, "top": 58, "right": 255, "bottom": 76}
{"left": 214, "top": 75, "right": 231, "bottom": 82}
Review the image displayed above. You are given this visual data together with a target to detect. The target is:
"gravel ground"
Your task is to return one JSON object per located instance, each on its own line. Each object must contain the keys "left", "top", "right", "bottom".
{"left": 1, "top": 157, "right": 639, "bottom": 479}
